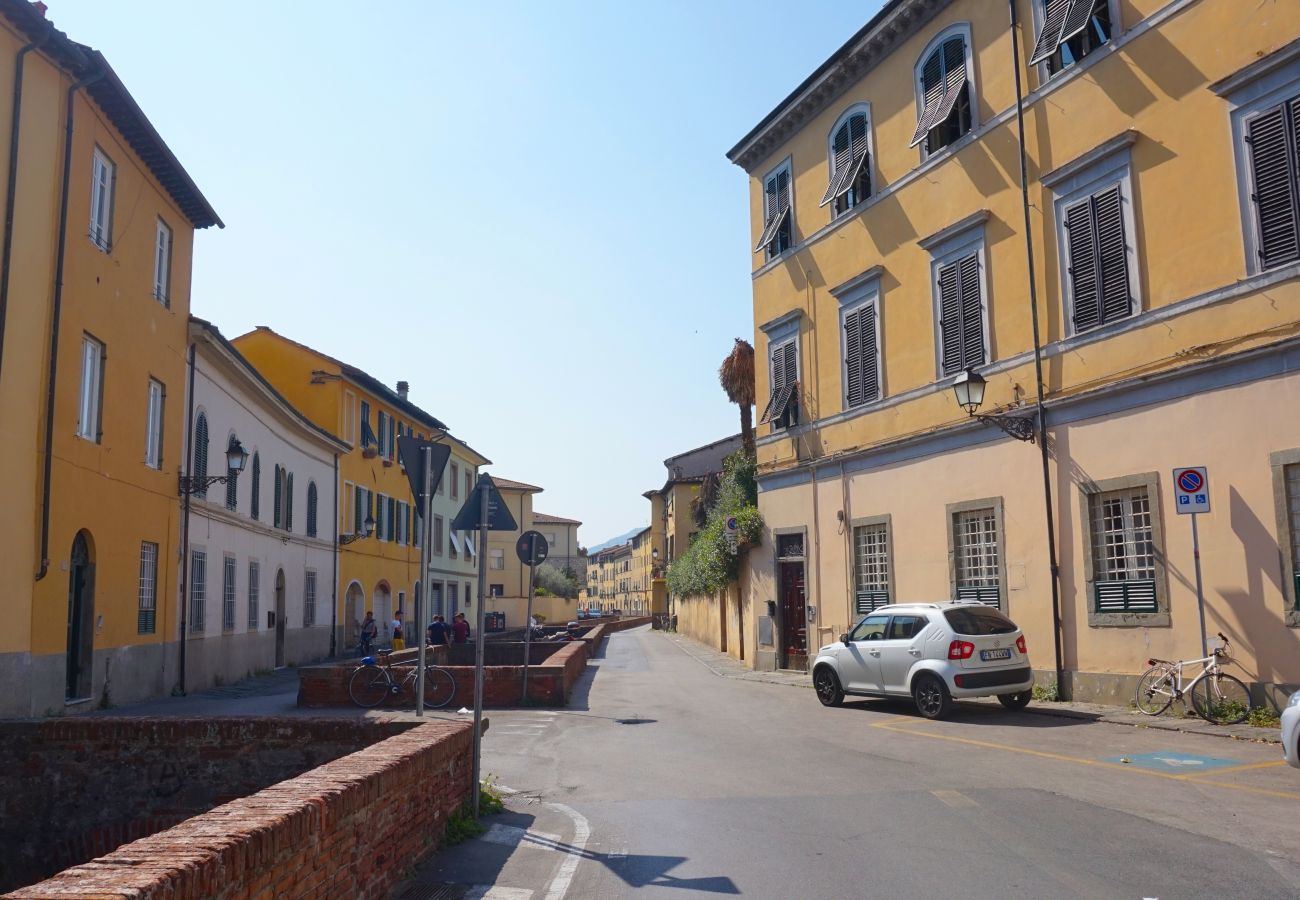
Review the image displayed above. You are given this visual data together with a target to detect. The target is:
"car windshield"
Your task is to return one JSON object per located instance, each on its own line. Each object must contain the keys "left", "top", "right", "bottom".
{"left": 943, "top": 606, "right": 1017, "bottom": 636}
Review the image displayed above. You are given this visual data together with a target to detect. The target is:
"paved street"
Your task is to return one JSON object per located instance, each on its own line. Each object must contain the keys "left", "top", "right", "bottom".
{"left": 401, "top": 624, "right": 1300, "bottom": 900}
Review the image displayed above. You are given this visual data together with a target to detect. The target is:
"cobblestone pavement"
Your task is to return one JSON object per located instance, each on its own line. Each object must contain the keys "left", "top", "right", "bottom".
{"left": 658, "top": 629, "right": 1282, "bottom": 744}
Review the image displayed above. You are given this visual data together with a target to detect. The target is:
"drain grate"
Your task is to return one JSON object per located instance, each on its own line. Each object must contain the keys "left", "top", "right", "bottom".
{"left": 615, "top": 717, "right": 656, "bottom": 725}
{"left": 396, "top": 883, "right": 469, "bottom": 900}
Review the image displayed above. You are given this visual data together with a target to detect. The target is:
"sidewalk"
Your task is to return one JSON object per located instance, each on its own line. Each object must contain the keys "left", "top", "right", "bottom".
{"left": 659, "top": 630, "right": 1282, "bottom": 744}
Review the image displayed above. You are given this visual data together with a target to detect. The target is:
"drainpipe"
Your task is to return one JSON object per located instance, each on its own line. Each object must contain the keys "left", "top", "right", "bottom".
{"left": 0, "top": 22, "right": 53, "bottom": 385}
{"left": 1008, "top": 0, "right": 1065, "bottom": 694}
{"left": 330, "top": 451, "right": 339, "bottom": 658}
{"left": 35, "top": 64, "right": 104, "bottom": 581}
{"left": 174, "top": 340, "right": 196, "bottom": 694}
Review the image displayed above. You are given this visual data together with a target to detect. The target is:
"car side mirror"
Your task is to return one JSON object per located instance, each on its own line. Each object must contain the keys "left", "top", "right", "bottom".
{"left": 840, "top": 632, "right": 849, "bottom": 645}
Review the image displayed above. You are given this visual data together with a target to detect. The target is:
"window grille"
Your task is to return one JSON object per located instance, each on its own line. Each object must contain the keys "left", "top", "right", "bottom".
{"left": 222, "top": 555, "right": 237, "bottom": 630}
{"left": 854, "top": 524, "right": 890, "bottom": 614}
{"left": 190, "top": 549, "right": 207, "bottom": 632}
{"left": 954, "top": 508, "right": 1000, "bottom": 607}
{"left": 248, "top": 560, "right": 260, "bottom": 629}
{"left": 137, "top": 541, "right": 157, "bottom": 633}
{"left": 305, "top": 570, "right": 317, "bottom": 627}
{"left": 1091, "top": 487, "right": 1158, "bottom": 612}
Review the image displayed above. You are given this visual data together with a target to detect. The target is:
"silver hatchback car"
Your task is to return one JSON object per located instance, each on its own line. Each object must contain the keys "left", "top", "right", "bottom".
{"left": 812, "top": 602, "right": 1034, "bottom": 719}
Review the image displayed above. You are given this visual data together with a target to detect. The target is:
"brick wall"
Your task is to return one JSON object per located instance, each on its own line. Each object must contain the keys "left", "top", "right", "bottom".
{"left": 8, "top": 719, "right": 475, "bottom": 900}
{"left": 0, "top": 717, "right": 416, "bottom": 893}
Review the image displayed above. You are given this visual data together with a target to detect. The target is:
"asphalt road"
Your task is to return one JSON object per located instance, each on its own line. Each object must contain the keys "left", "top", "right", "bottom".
{"left": 404, "top": 625, "right": 1300, "bottom": 900}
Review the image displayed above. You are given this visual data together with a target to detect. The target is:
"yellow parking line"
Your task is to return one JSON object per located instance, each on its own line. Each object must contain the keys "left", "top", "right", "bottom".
{"left": 873, "top": 722, "right": 1300, "bottom": 802}
{"left": 1177, "top": 760, "right": 1288, "bottom": 780}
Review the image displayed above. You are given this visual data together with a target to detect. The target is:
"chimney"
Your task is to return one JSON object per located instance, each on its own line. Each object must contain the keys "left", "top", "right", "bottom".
{"left": 32, "top": 1, "right": 48, "bottom": 16}
{"left": 396, "top": 381, "right": 409, "bottom": 400}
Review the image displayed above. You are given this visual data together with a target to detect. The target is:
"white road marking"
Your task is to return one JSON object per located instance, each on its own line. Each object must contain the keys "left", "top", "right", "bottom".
{"left": 480, "top": 823, "right": 562, "bottom": 848}
{"left": 464, "top": 887, "right": 534, "bottom": 900}
{"left": 931, "top": 789, "right": 978, "bottom": 808}
{"left": 544, "top": 803, "right": 591, "bottom": 900}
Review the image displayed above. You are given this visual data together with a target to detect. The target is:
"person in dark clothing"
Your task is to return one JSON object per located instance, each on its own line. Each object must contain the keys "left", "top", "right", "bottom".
{"left": 427, "top": 615, "right": 450, "bottom": 646}
{"left": 452, "top": 612, "right": 471, "bottom": 644}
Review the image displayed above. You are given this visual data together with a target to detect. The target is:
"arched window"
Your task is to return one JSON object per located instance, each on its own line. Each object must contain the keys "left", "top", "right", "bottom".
{"left": 306, "top": 481, "right": 318, "bottom": 537}
{"left": 250, "top": 452, "right": 261, "bottom": 520}
{"left": 224, "top": 434, "right": 240, "bottom": 511}
{"left": 910, "top": 28, "right": 973, "bottom": 156}
{"left": 821, "top": 107, "right": 872, "bottom": 216}
{"left": 192, "top": 412, "right": 209, "bottom": 497}
{"left": 273, "top": 465, "right": 283, "bottom": 528}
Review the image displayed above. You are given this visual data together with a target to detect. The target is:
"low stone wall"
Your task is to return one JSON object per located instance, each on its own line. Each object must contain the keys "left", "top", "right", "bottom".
{"left": 1, "top": 717, "right": 476, "bottom": 898}
{"left": 298, "top": 639, "right": 590, "bottom": 708}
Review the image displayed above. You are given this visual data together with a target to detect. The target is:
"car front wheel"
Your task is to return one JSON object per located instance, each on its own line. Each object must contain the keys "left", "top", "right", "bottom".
{"left": 998, "top": 691, "right": 1031, "bottom": 710}
{"left": 913, "top": 673, "right": 952, "bottom": 720}
{"left": 813, "top": 666, "right": 844, "bottom": 707}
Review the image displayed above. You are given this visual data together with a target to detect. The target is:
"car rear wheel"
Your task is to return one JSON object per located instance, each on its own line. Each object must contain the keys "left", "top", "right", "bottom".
{"left": 998, "top": 690, "right": 1031, "bottom": 710}
{"left": 913, "top": 673, "right": 952, "bottom": 720}
{"left": 813, "top": 666, "right": 844, "bottom": 707}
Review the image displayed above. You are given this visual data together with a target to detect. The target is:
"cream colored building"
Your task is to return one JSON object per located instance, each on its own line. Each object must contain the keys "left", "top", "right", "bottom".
{"left": 731, "top": 0, "right": 1300, "bottom": 701}
{"left": 484, "top": 478, "right": 584, "bottom": 624}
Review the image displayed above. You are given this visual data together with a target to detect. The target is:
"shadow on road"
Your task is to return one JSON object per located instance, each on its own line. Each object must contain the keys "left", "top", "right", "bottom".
{"left": 520, "top": 832, "right": 740, "bottom": 894}
{"left": 839, "top": 697, "right": 1099, "bottom": 727}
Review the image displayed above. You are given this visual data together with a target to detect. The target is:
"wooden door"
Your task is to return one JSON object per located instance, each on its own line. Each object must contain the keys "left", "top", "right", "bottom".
{"left": 779, "top": 561, "right": 807, "bottom": 671}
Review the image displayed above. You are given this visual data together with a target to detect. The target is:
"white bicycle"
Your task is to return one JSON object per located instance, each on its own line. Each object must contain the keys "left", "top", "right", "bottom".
{"left": 1134, "top": 632, "right": 1252, "bottom": 725}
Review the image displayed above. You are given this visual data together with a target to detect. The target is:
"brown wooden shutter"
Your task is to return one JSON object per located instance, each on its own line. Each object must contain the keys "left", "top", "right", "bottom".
{"left": 1064, "top": 197, "right": 1101, "bottom": 331}
{"left": 1094, "top": 185, "right": 1131, "bottom": 323}
{"left": 1246, "top": 100, "right": 1300, "bottom": 270}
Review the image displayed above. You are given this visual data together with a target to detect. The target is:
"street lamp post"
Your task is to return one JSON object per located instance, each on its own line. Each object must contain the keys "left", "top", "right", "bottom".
{"left": 338, "top": 514, "right": 377, "bottom": 546}
{"left": 950, "top": 368, "right": 1036, "bottom": 443}
{"left": 178, "top": 438, "right": 249, "bottom": 495}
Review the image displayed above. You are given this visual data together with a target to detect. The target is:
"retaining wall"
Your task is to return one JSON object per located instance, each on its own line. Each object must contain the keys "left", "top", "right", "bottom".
{"left": 6, "top": 718, "right": 474, "bottom": 899}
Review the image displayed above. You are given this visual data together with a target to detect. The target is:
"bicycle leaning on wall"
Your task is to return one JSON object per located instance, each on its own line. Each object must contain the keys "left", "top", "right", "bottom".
{"left": 348, "top": 649, "right": 457, "bottom": 709}
{"left": 1134, "top": 632, "right": 1253, "bottom": 725}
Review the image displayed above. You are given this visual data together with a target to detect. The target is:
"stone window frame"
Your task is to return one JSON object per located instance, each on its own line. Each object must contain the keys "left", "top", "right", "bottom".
{"left": 1269, "top": 447, "right": 1300, "bottom": 627}
{"left": 1079, "top": 471, "right": 1170, "bottom": 627}
{"left": 945, "top": 497, "right": 1008, "bottom": 611}
{"left": 849, "top": 513, "right": 895, "bottom": 615}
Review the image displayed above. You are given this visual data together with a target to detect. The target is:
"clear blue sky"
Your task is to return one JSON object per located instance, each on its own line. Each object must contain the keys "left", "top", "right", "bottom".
{"left": 51, "top": 0, "right": 881, "bottom": 545}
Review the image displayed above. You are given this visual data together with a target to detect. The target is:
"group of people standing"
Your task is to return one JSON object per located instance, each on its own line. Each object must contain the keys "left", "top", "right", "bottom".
{"left": 358, "top": 609, "right": 471, "bottom": 654}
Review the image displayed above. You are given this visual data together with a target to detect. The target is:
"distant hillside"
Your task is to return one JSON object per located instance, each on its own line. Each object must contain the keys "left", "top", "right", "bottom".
{"left": 587, "top": 527, "right": 645, "bottom": 554}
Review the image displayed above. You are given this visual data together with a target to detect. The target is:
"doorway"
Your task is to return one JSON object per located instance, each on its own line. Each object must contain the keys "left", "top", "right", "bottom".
{"left": 65, "top": 531, "right": 95, "bottom": 700}
{"left": 344, "top": 582, "right": 363, "bottom": 650}
{"left": 778, "top": 561, "right": 807, "bottom": 671}
{"left": 274, "top": 569, "right": 286, "bottom": 667}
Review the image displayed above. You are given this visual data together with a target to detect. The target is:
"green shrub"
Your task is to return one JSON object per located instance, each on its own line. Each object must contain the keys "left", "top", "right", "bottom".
{"left": 535, "top": 563, "right": 580, "bottom": 599}
{"left": 666, "top": 451, "right": 763, "bottom": 598}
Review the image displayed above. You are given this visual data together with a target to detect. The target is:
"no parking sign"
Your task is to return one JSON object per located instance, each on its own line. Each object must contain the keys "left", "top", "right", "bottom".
{"left": 1172, "top": 466, "right": 1210, "bottom": 514}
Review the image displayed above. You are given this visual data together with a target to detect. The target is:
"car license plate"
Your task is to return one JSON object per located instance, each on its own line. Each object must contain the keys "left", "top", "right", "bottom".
{"left": 980, "top": 648, "right": 1012, "bottom": 661}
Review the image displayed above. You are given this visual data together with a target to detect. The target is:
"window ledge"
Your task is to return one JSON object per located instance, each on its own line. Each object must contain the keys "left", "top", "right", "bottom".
{"left": 1088, "top": 612, "right": 1171, "bottom": 628}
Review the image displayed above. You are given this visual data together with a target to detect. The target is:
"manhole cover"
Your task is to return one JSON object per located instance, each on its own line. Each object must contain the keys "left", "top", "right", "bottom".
{"left": 615, "top": 717, "right": 656, "bottom": 725}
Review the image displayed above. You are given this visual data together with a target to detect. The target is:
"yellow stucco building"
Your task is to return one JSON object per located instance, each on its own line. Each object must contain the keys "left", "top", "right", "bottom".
{"left": 732, "top": 0, "right": 1300, "bottom": 699}
{"left": 231, "top": 327, "right": 489, "bottom": 652}
{"left": 0, "top": 2, "right": 221, "bottom": 716}
{"left": 485, "top": 479, "right": 586, "bottom": 624}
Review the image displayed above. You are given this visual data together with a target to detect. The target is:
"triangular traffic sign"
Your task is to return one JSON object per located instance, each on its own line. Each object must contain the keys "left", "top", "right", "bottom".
{"left": 452, "top": 473, "right": 517, "bottom": 532}
{"left": 397, "top": 436, "right": 451, "bottom": 517}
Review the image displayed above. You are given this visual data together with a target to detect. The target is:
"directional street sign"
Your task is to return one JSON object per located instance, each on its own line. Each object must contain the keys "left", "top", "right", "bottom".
{"left": 516, "top": 530, "right": 549, "bottom": 566}
{"left": 452, "top": 474, "right": 518, "bottom": 532}
{"left": 1172, "top": 466, "right": 1210, "bottom": 515}
{"left": 397, "top": 436, "right": 450, "bottom": 517}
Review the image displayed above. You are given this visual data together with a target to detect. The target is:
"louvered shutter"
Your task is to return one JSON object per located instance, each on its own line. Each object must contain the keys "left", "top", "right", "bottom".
{"left": 821, "top": 122, "right": 852, "bottom": 206}
{"left": 782, "top": 341, "right": 797, "bottom": 392}
{"left": 928, "top": 38, "right": 969, "bottom": 133}
{"left": 287, "top": 473, "right": 294, "bottom": 531}
{"left": 354, "top": 486, "right": 363, "bottom": 533}
{"left": 845, "top": 303, "right": 878, "bottom": 407}
{"left": 1246, "top": 101, "right": 1300, "bottom": 270}
{"left": 1094, "top": 185, "right": 1131, "bottom": 322}
{"left": 861, "top": 304, "right": 879, "bottom": 403}
{"left": 844, "top": 308, "right": 863, "bottom": 407}
{"left": 760, "top": 341, "right": 790, "bottom": 424}
{"left": 273, "top": 466, "right": 282, "bottom": 528}
{"left": 250, "top": 453, "right": 261, "bottom": 520}
{"left": 1058, "top": 0, "right": 1097, "bottom": 46}
{"left": 193, "top": 414, "right": 209, "bottom": 496}
{"left": 307, "top": 483, "right": 317, "bottom": 537}
{"left": 938, "top": 262, "right": 963, "bottom": 374}
{"left": 958, "top": 253, "right": 984, "bottom": 368}
{"left": 1029, "top": 0, "right": 1074, "bottom": 65}
{"left": 910, "top": 50, "right": 947, "bottom": 146}
{"left": 1065, "top": 197, "right": 1101, "bottom": 331}
{"left": 755, "top": 171, "right": 792, "bottom": 252}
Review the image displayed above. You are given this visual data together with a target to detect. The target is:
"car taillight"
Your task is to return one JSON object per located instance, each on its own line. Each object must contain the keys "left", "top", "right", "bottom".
{"left": 948, "top": 640, "right": 974, "bottom": 660}
{"left": 1016, "top": 635, "right": 1027, "bottom": 655}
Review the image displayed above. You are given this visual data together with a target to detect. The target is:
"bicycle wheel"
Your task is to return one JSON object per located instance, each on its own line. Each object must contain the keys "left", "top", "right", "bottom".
{"left": 1189, "top": 672, "right": 1251, "bottom": 725}
{"left": 423, "top": 667, "right": 456, "bottom": 709}
{"left": 348, "top": 665, "right": 391, "bottom": 708}
{"left": 1134, "top": 666, "right": 1175, "bottom": 716}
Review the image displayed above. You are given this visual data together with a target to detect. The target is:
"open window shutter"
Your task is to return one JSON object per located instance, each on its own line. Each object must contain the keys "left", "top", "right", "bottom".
{"left": 273, "top": 466, "right": 282, "bottom": 527}
{"left": 1064, "top": 197, "right": 1101, "bottom": 331}
{"left": 1247, "top": 102, "right": 1300, "bottom": 270}
{"left": 1058, "top": 0, "right": 1098, "bottom": 46}
{"left": 821, "top": 123, "right": 854, "bottom": 206}
{"left": 1029, "top": 0, "right": 1075, "bottom": 65}
{"left": 759, "top": 342, "right": 788, "bottom": 424}
{"left": 755, "top": 175, "right": 790, "bottom": 251}
{"left": 844, "top": 308, "right": 862, "bottom": 406}
{"left": 782, "top": 341, "right": 797, "bottom": 390}
{"left": 938, "top": 262, "right": 963, "bottom": 374}
{"left": 928, "top": 38, "right": 969, "bottom": 133}
{"left": 1094, "top": 185, "right": 1131, "bottom": 323}
{"left": 910, "top": 50, "right": 947, "bottom": 147}
{"left": 958, "top": 253, "right": 984, "bottom": 368}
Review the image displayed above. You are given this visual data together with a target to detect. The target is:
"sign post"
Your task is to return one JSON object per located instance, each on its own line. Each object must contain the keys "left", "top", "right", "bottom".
{"left": 516, "top": 530, "right": 549, "bottom": 704}
{"left": 1173, "top": 467, "right": 1210, "bottom": 657}
{"left": 415, "top": 445, "right": 435, "bottom": 717}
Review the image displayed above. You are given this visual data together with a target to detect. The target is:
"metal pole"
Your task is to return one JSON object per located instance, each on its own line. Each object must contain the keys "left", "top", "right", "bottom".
{"left": 522, "top": 535, "right": 536, "bottom": 704}
{"left": 1192, "top": 512, "right": 1208, "bottom": 658}
{"left": 416, "top": 445, "right": 431, "bottom": 717}
{"left": 472, "top": 476, "right": 488, "bottom": 818}
{"left": 1008, "top": 0, "right": 1065, "bottom": 694}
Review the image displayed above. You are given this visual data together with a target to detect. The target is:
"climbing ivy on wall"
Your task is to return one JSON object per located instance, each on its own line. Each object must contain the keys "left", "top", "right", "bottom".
{"left": 666, "top": 451, "right": 763, "bottom": 598}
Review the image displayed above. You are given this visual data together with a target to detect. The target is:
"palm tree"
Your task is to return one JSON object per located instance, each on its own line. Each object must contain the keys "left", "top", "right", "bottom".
{"left": 719, "top": 338, "right": 755, "bottom": 457}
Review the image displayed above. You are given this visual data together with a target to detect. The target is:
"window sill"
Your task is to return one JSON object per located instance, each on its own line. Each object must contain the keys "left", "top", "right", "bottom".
{"left": 1087, "top": 611, "right": 1170, "bottom": 628}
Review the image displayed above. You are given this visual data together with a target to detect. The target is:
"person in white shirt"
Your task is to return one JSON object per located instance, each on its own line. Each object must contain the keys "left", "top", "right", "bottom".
{"left": 390, "top": 610, "right": 406, "bottom": 651}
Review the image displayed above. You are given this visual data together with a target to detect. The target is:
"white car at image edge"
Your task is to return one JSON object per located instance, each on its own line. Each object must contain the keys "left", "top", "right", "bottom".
{"left": 812, "top": 602, "right": 1035, "bottom": 719}
{"left": 1283, "top": 690, "right": 1299, "bottom": 769}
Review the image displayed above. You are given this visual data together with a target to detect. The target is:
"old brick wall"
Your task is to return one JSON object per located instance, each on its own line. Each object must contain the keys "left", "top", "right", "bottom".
{"left": 0, "top": 718, "right": 415, "bottom": 893}
{"left": 8, "top": 720, "right": 474, "bottom": 900}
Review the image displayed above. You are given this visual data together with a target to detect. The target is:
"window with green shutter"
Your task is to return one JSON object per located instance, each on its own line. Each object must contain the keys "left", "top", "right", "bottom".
{"left": 1244, "top": 95, "right": 1300, "bottom": 271}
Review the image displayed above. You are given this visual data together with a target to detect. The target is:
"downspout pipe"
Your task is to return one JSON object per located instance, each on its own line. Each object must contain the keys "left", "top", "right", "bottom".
{"left": 36, "top": 64, "right": 104, "bottom": 581}
{"left": 331, "top": 452, "right": 339, "bottom": 658}
{"left": 1008, "top": 0, "right": 1066, "bottom": 693}
{"left": 0, "top": 21, "right": 53, "bottom": 385}
{"left": 175, "top": 340, "right": 196, "bottom": 695}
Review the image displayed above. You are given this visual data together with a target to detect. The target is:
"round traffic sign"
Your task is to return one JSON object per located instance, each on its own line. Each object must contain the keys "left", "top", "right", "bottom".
{"left": 1176, "top": 469, "right": 1204, "bottom": 493}
{"left": 516, "top": 530, "right": 549, "bottom": 566}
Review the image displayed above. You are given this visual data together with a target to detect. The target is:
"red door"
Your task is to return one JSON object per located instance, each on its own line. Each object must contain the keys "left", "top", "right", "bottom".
{"left": 779, "top": 561, "right": 807, "bottom": 671}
